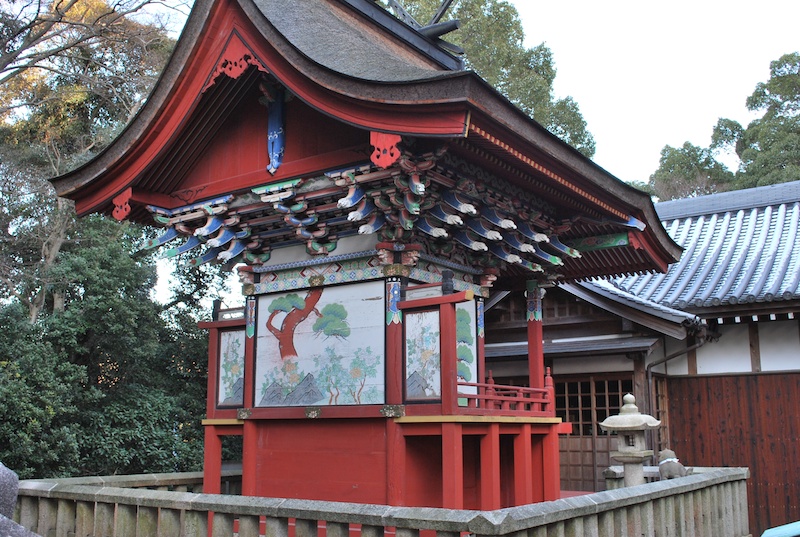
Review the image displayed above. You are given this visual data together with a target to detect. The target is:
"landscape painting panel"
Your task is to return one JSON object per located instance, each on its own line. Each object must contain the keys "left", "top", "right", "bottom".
{"left": 218, "top": 329, "right": 246, "bottom": 406}
{"left": 255, "top": 280, "right": 385, "bottom": 406}
{"left": 405, "top": 309, "right": 441, "bottom": 400}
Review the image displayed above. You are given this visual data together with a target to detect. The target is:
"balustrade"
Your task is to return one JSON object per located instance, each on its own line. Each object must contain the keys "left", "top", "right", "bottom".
{"left": 15, "top": 468, "right": 750, "bottom": 537}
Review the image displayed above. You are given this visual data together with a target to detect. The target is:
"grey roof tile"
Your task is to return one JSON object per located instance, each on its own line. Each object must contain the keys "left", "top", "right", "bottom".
{"left": 610, "top": 181, "right": 800, "bottom": 311}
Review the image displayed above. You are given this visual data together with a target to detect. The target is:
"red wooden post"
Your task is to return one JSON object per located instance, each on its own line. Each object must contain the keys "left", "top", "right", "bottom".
{"left": 206, "top": 327, "right": 220, "bottom": 416}
{"left": 441, "top": 423, "right": 464, "bottom": 509}
{"left": 243, "top": 297, "right": 256, "bottom": 409}
{"left": 476, "top": 297, "right": 486, "bottom": 406}
{"left": 544, "top": 367, "right": 555, "bottom": 414}
{"left": 541, "top": 427, "right": 561, "bottom": 501}
{"left": 526, "top": 281, "right": 546, "bottom": 390}
{"left": 513, "top": 424, "right": 534, "bottom": 505}
{"left": 530, "top": 433, "right": 545, "bottom": 503}
{"left": 203, "top": 426, "right": 222, "bottom": 494}
{"left": 480, "top": 423, "right": 501, "bottom": 509}
{"left": 385, "top": 278, "right": 403, "bottom": 405}
{"left": 440, "top": 301, "right": 457, "bottom": 415}
{"left": 386, "top": 419, "right": 406, "bottom": 506}
{"left": 241, "top": 420, "right": 258, "bottom": 496}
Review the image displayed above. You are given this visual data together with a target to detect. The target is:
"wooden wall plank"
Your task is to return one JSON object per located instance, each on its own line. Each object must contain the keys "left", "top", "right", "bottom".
{"left": 667, "top": 373, "right": 800, "bottom": 535}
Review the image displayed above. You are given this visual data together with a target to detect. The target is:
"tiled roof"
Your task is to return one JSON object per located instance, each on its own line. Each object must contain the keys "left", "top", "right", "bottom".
{"left": 609, "top": 181, "right": 800, "bottom": 312}
{"left": 563, "top": 280, "right": 704, "bottom": 340}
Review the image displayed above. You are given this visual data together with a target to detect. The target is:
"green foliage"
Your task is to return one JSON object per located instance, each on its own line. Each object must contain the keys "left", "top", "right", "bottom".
{"left": 649, "top": 142, "right": 734, "bottom": 200}
{"left": 390, "top": 0, "right": 595, "bottom": 157}
{"left": 0, "top": 303, "right": 99, "bottom": 479}
{"left": 312, "top": 303, "right": 351, "bottom": 338}
{"left": 268, "top": 294, "right": 306, "bottom": 313}
{"left": 0, "top": 214, "right": 210, "bottom": 477}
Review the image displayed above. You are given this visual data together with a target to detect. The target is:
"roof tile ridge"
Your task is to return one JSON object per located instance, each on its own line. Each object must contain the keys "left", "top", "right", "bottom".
{"left": 680, "top": 211, "right": 731, "bottom": 308}
{"left": 729, "top": 206, "right": 773, "bottom": 304}
{"left": 697, "top": 209, "right": 745, "bottom": 306}
{"left": 763, "top": 202, "right": 800, "bottom": 299}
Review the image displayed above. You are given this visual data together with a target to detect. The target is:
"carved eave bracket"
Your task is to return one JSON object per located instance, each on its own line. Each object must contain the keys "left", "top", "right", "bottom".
{"left": 203, "top": 32, "right": 269, "bottom": 93}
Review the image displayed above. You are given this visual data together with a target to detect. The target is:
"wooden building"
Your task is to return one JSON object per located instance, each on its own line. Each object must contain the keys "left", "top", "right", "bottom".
{"left": 485, "top": 182, "right": 800, "bottom": 532}
{"left": 48, "top": 0, "right": 680, "bottom": 509}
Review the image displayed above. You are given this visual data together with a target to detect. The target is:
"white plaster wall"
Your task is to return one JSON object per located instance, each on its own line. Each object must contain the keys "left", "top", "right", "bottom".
{"left": 758, "top": 320, "right": 800, "bottom": 371}
{"left": 696, "top": 324, "right": 752, "bottom": 374}
{"left": 646, "top": 337, "right": 689, "bottom": 376}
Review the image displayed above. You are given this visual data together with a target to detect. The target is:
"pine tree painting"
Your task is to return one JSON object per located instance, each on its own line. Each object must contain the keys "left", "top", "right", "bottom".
{"left": 255, "top": 280, "right": 385, "bottom": 406}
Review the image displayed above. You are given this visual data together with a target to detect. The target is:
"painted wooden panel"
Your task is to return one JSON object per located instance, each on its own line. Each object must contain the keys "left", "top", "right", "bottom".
{"left": 456, "top": 301, "right": 478, "bottom": 397}
{"left": 255, "top": 281, "right": 385, "bottom": 406}
{"left": 218, "top": 329, "right": 246, "bottom": 407}
{"left": 405, "top": 310, "right": 441, "bottom": 400}
{"left": 668, "top": 373, "right": 800, "bottom": 535}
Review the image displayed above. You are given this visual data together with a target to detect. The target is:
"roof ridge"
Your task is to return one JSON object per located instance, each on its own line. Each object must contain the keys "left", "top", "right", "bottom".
{"left": 656, "top": 180, "right": 800, "bottom": 221}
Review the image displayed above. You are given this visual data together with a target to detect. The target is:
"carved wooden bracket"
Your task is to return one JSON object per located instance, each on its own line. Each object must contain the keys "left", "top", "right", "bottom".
{"left": 370, "top": 132, "right": 401, "bottom": 169}
{"left": 112, "top": 187, "right": 132, "bottom": 221}
{"left": 203, "top": 32, "right": 268, "bottom": 92}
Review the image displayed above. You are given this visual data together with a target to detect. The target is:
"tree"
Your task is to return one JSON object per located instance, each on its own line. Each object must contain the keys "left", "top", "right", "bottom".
{"left": 0, "top": 0, "right": 183, "bottom": 117}
{"left": 711, "top": 53, "right": 800, "bottom": 189}
{"left": 649, "top": 142, "right": 734, "bottom": 200}
{"left": 384, "top": 0, "right": 596, "bottom": 157}
{"left": 652, "top": 52, "right": 800, "bottom": 198}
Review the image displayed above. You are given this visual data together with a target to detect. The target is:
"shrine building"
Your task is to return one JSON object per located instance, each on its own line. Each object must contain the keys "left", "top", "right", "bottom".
{"left": 49, "top": 0, "right": 681, "bottom": 510}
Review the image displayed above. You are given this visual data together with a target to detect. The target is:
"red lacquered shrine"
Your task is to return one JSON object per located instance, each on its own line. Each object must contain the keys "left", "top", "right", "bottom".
{"left": 50, "top": 0, "right": 680, "bottom": 509}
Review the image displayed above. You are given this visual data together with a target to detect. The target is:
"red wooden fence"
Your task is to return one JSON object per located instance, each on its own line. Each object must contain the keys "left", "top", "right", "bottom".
{"left": 666, "top": 372, "right": 800, "bottom": 535}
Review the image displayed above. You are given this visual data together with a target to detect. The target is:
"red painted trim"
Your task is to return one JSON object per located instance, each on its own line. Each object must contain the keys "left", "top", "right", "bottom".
{"left": 206, "top": 328, "right": 220, "bottom": 416}
{"left": 397, "top": 290, "right": 474, "bottom": 311}
{"left": 240, "top": 404, "right": 389, "bottom": 420}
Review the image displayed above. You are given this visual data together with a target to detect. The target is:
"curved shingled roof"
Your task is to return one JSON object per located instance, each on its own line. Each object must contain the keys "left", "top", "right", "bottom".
{"left": 610, "top": 181, "right": 800, "bottom": 314}
{"left": 47, "top": 0, "right": 681, "bottom": 280}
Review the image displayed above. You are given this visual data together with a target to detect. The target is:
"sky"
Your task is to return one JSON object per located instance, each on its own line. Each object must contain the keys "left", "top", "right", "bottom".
{"left": 506, "top": 0, "right": 800, "bottom": 184}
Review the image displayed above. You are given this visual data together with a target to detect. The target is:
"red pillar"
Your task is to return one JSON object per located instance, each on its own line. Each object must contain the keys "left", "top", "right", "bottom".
{"left": 442, "top": 423, "right": 464, "bottom": 509}
{"left": 243, "top": 297, "right": 256, "bottom": 409}
{"left": 541, "top": 427, "right": 561, "bottom": 501}
{"left": 203, "top": 427, "right": 223, "bottom": 494}
{"left": 386, "top": 419, "right": 406, "bottom": 506}
{"left": 513, "top": 424, "right": 534, "bottom": 505}
{"left": 385, "top": 278, "right": 403, "bottom": 405}
{"left": 241, "top": 420, "right": 258, "bottom": 496}
{"left": 480, "top": 423, "right": 501, "bottom": 509}
{"left": 440, "top": 301, "right": 457, "bottom": 415}
{"left": 526, "top": 281, "right": 546, "bottom": 389}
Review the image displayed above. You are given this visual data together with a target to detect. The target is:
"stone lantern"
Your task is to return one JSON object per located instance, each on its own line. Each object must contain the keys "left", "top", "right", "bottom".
{"left": 599, "top": 393, "right": 660, "bottom": 487}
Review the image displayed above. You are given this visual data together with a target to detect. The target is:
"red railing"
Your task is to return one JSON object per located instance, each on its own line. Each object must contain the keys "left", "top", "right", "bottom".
{"left": 456, "top": 369, "right": 555, "bottom": 416}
